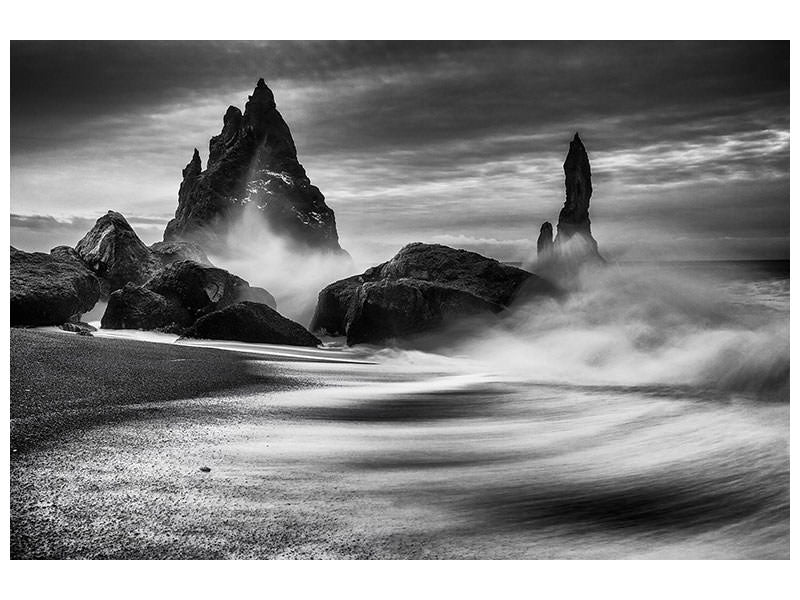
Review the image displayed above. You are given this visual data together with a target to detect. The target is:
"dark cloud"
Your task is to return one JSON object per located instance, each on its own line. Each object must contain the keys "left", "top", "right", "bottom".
{"left": 10, "top": 41, "right": 789, "bottom": 261}
{"left": 11, "top": 213, "right": 97, "bottom": 233}
{"left": 12, "top": 41, "right": 788, "bottom": 153}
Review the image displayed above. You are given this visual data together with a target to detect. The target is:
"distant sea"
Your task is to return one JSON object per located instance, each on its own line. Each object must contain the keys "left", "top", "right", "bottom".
{"left": 619, "top": 258, "right": 789, "bottom": 278}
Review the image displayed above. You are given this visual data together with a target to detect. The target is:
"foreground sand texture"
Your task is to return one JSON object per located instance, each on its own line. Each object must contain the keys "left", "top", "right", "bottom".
{"left": 11, "top": 330, "right": 788, "bottom": 559}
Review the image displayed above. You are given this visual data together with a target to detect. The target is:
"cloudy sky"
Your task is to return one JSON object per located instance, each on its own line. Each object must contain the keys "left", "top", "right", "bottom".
{"left": 10, "top": 41, "right": 789, "bottom": 263}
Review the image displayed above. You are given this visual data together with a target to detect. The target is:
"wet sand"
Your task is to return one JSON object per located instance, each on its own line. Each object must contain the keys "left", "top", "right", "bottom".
{"left": 10, "top": 329, "right": 788, "bottom": 559}
{"left": 10, "top": 329, "right": 311, "bottom": 454}
{"left": 10, "top": 329, "right": 431, "bottom": 558}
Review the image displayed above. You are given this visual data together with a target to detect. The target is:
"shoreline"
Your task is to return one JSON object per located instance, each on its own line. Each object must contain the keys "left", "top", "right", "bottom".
{"left": 36, "top": 324, "right": 377, "bottom": 364}
{"left": 10, "top": 327, "right": 788, "bottom": 559}
{"left": 10, "top": 329, "right": 318, "bottom": 454}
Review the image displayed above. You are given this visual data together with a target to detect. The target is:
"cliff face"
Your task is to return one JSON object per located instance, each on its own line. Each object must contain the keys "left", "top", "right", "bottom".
{"left": 537, "top": 133, "right": 603, "bottom": 264}
{"left": 163, "top": 79, "right": 345, "bottom": 254}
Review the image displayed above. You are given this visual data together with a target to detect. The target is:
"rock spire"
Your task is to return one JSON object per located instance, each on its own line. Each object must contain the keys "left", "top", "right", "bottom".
{"left": 164, "top": 79, "right": 345, "bottom": 255}
{"left": 537, "top": 133, "right": 603, "bottom": 264}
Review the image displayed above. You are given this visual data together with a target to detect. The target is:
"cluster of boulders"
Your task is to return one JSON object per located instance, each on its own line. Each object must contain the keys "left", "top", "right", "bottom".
{"left": 73, "top": 210, "right": 213, "bottom": 295}
{"left": 11, "top": 79, "right": 605, "bottom": 348}
{"left": 101, "top": 259, "right": 275, "bottom": 331}
{"left": 10, "top": 211, "right": 319, "bottom": 346}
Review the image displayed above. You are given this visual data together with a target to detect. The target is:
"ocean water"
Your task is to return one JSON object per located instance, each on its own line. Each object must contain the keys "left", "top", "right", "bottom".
{"left": 84, "top": 260, "right": 789, "bottom": 558}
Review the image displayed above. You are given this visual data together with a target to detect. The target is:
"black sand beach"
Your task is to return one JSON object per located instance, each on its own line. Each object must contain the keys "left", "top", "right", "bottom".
{"left": 11, "top": 329, "right": 308, "bottom": 454}
{"left": 10, "top": 320, "right": 789, "bottom": 559}
{"left": 11, "top": 329, "right": 333, "bottom": 559}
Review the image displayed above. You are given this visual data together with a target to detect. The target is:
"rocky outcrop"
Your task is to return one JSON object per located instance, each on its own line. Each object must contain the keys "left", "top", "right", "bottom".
{"left": 538, "top": 133, "right": 603, "bottom": 264}
{"left": 10, "top": 246, "right": 101, "bottom": 326}
{"left": 242, "top": 286, "right": 276, "bottom": 308}
{"left": 163, "top": 78, "right": 345, "bottom": 255}
{"left": 72, "top": 211, "right": 223, "bottom": 297}
{"left": 50, "top": 245, "right": 84, "bottom": 261}
{"left": 311, "top": 243, "right": 558, "bottom": 345}
{"left": 183, "top": 301, "right": 320, "bottom": 346}
{"left": 101, "top": 284, "right": 191, "bottom": 331}
{"left": 101, "top": 260, "right": 276, "bottom": 331}
{"left": 145, "top": 260, "right": 276, "bottom": 312}
{"left": 556, "top": 133, "right": 595, "bottom": 244}
{"left": 537, "top": 222, "right": 553, "bottom": 257}
{"left": 324, "top": 278, "right": 501, "bottom": 346}
{"left": 75, "top": 211, "right": 156, "bottom": 294}
{"left": 149, "top": 240, "right": 211, "bottom": 267}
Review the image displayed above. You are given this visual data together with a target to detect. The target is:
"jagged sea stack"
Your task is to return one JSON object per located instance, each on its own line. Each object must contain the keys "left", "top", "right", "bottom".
{"left": 537, "top": 222, "right": 553, "bottom": 258}
{"left": 537, "top": 133, "right": 603, "bottom": 265}
{"left": 164, "top": 79, "right": 346, "bottom": 255}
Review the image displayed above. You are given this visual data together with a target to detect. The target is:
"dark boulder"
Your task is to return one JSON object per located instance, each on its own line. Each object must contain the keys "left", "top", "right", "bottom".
{"left": 343, "top": 279, "right": 500, "bottom": 346}
{"left": 377, "top": 243, "right": 534, "bottom": 305}
{"left": 149, "top": 240, "right": 212, "bottom": 267}
{"left": 183, "top": 301, "right": 320, "bottom": 347}
{"left": 50, "top": 245, "right": 83, "bottom": 261}
{"left": 145, "top": 260, "right": 274, "bottom": 315}
{"left": 311, "top": 243, "right": 558, "bottom": 345}
{"left": 10, "top": 246, "right": 101, "bottom": 326}
{"left": 101, "top": 284, "right": 191, "bottom": 331}
{"left": 309, "top": 274, "right": 364, "bottom": 338}
{"left": 238, "top": 286, "right": 277, "bottom": 309}
{"left": 102, "top": 260, "right": 276, "bottom": 332}
{"left": 75, "top": 211, "right": 157, "bottom": 294}
{"left": 61, "top": 321, "right": 97, "bottom": 333}
{"left": 163, "top": 78, "right": 346, "bottom": 255}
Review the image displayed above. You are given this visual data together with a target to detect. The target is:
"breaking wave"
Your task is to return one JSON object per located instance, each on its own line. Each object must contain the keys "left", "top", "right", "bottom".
{"left": 377, "top": 261, "right": 789, "bottom": 400}
{"left": 206, "top": 203, "right": 356, "bottom": 326}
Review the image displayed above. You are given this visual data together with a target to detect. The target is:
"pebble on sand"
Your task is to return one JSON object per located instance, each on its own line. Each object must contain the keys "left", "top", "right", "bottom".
{"left": 199, "top": 466, "right": 211, "bottom": 473}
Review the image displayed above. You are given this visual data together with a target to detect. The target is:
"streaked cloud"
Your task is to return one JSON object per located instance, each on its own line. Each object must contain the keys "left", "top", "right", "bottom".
{"left": 10, "top": 41, "right": 789, "bottom": 261}
{"left": 10, "top": 213, "right": 168, "bottom": 251}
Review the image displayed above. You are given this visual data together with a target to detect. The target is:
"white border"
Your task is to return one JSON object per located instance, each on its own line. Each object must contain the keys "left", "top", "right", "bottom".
{"left": 2, "top": 1, "right": 796, "bottom": 598}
